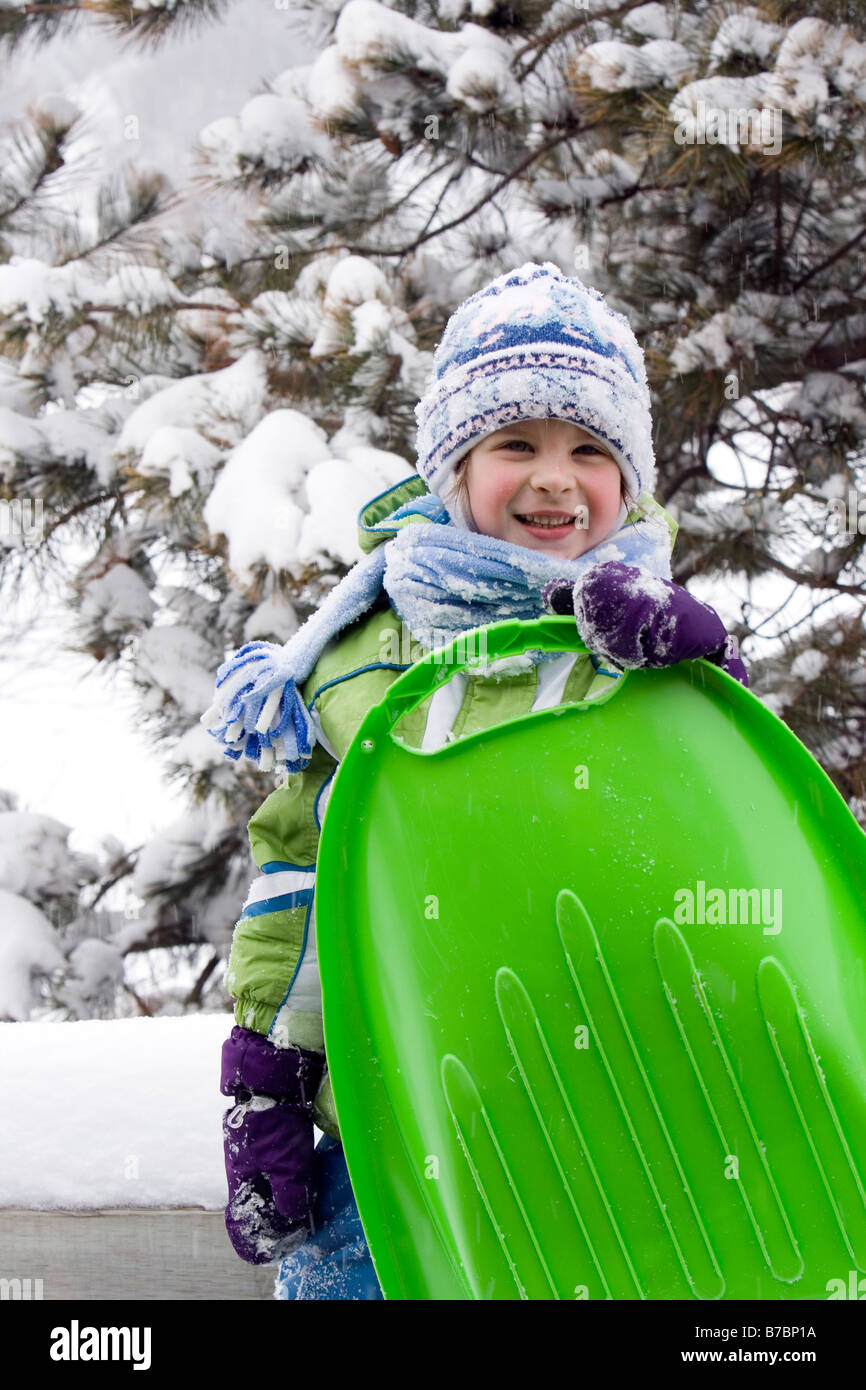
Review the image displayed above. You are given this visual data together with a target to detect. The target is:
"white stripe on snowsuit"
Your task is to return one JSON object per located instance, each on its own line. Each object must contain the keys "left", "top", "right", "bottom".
{"left": 283, "top": 894, "right": 322, "bottom": 1015}
{"left": 420, "top": 653, "right": 578, "bottom": 751}
{"left": 532, "top": 653, "right": 579, "bottom": 711}
{"left": 242, "top": 868, "right": 316, "bottom": 912}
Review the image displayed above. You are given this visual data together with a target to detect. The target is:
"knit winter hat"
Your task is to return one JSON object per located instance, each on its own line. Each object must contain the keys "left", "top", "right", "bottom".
{"left": 414, "top": 261, "right": 656, "bottom": 529}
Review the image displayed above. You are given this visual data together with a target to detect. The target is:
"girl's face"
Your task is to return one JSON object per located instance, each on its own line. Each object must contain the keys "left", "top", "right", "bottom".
{"left": 458, "top": 418, "right": 625, "bottom": 558}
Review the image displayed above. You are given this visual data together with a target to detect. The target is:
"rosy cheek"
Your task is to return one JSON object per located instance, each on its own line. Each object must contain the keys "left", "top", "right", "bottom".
{"left": 592, "top": 472, "right": 621, "bottom": 513}
{"left": 472, "top": 475, "right": 512, "bottom": 516}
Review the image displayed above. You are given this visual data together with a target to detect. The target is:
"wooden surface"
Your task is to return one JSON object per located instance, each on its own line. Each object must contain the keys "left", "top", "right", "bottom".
{"left": 0, "top": 1208, "right": 277, "bottom": 1300}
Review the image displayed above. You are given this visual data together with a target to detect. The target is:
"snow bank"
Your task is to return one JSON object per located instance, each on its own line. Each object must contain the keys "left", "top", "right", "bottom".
{"left": 0, "top": 1014, "right": 233, "bottom": 1209}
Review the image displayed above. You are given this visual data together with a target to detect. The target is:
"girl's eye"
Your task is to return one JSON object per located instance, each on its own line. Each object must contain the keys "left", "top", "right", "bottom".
{"left": 497, "top": 440, "right": 609, "bottom": 457}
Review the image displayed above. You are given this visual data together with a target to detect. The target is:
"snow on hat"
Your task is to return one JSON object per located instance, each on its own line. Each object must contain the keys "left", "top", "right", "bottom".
{"left": 414, "top": 261, "right": 656, "bottom": 527}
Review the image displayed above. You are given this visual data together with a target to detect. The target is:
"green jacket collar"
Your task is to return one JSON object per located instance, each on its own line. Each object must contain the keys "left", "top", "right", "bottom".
{"left": 358, "top": 474, "right": 432, "bottom": 555}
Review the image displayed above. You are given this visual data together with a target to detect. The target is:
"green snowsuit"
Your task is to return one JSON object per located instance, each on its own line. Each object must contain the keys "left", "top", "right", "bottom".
{"left": 224, "top": 474, "right": 678, "bottom": 1139}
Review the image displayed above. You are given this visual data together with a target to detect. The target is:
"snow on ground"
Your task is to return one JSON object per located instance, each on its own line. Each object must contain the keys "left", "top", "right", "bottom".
{"left": 0, "top": 1013, "right": 238, "bottom": 1209}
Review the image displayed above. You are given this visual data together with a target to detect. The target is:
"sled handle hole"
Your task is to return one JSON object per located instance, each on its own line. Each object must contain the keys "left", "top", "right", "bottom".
{"left": 377, "top": 617, "right": 591, "bottom": 733}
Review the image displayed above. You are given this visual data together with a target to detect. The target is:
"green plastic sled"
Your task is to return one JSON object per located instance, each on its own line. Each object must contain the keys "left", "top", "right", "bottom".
{"left": 315, "top": 617, "right": 866, "bottom": 1300}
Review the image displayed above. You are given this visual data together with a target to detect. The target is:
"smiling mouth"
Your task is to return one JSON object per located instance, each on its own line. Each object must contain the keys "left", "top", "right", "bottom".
{"left": 515, "top": 512, "right": 578, "bottom": 531}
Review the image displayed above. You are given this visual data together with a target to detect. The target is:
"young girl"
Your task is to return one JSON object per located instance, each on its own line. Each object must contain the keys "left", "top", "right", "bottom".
{"left": 204, "top": 262, "right": 747, "bottom": 1300}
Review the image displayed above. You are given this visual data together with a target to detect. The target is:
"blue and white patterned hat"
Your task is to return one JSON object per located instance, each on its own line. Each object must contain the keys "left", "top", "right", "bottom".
{"left": 414, "top": 261, "right": 656, "bottom": 528}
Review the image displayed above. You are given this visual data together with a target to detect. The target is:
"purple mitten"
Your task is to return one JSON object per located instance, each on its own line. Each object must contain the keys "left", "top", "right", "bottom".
{"left": 220, "top": 1025, "right": 324, "bottom": 1265}
{"left": 542, "top": 562, "right": 748, "bottom": 687}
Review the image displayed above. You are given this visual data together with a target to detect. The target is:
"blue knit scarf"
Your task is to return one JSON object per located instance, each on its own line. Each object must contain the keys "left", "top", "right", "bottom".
{"left": 201, "top": 491, "right": 673, "bottom": 774}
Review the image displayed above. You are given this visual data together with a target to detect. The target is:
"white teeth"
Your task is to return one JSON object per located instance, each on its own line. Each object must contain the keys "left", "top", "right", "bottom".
{"left": 519, "top": 514, "right": 573, "bottom": 528}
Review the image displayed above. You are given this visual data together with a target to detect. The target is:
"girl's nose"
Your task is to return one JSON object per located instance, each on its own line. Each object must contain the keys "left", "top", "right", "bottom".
{"left": 530, "top": 454, "right": 578, "bottom": 489}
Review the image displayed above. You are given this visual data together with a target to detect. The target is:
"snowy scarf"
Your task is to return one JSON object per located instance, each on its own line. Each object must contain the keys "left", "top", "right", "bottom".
{"left": 201, "top": 491, "right": 673, "bottom": 774}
